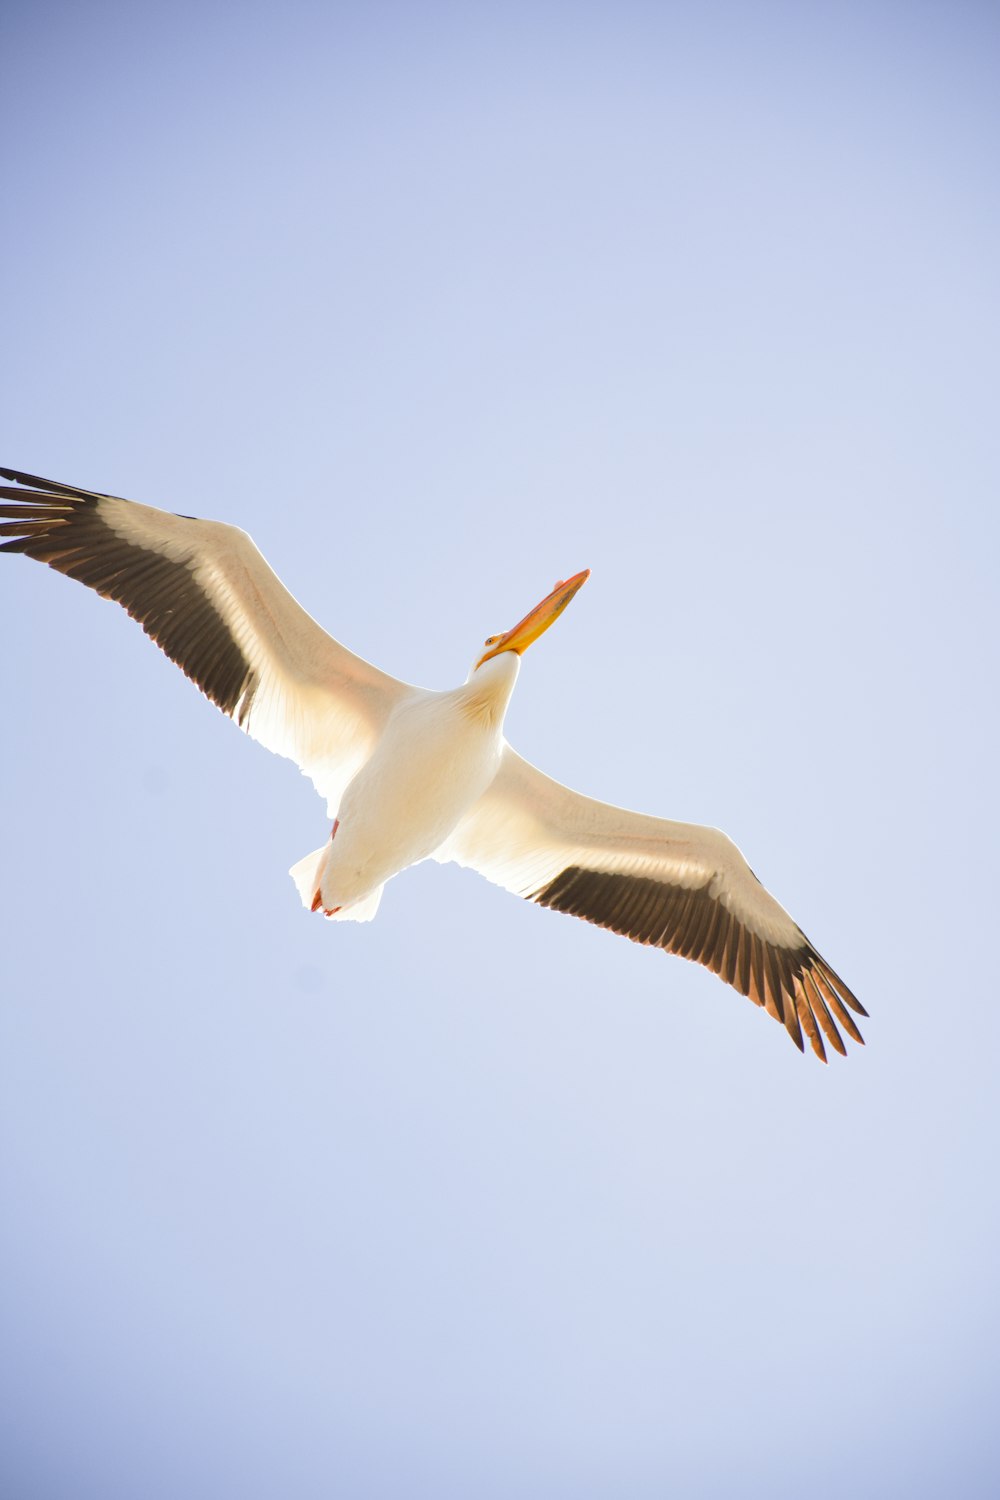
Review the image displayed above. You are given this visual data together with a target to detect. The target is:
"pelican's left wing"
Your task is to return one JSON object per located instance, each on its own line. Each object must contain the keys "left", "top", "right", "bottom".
{"left": 438, "top": 744, "right": 866, "bottom": 1060}
{"left": 0, "top": 467, "right": 409, "bottom": 813}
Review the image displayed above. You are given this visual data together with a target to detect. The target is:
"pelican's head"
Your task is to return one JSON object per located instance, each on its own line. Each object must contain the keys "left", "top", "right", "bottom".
{"left": 470, "top": 569, "right": 590, "bottom": 680}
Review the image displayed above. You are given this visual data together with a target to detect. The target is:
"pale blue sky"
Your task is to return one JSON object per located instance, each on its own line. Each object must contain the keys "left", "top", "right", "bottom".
{"left": 2, "top": 2, "right": 999, "bottom": 1496}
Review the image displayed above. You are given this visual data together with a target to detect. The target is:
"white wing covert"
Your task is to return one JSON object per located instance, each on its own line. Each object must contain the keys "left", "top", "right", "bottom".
{"left": 0, "top": 468, "right": 408, "bottom": 814}
{"left": 440, "top": 745, "right": 866, "bottom": 1060}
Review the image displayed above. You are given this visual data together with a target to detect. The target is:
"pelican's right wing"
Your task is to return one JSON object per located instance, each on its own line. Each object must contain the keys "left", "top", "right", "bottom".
{"left": 0, "top": 468, "right": 410, "bottom": 814}
{"left": 439, "top": 744, "right": 866, "bottom": 1060}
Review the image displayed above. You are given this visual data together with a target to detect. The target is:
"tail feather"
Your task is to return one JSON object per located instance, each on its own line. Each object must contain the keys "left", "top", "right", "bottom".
{"left": 331, "top": 884, "right": 384, "bottom": 923}
{"left": 289, "top": 846, "right": 325, "bottom": 908}
{"left": 288, "top": 845, "right": 384, "bottom": 923}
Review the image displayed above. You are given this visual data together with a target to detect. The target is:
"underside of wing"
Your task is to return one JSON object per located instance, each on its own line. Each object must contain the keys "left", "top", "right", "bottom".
{"left": 0, "top": 467, "right": 409, "bottom": 813}
{"left": 440, "top": 745, "right": 866, "bottom": 1060}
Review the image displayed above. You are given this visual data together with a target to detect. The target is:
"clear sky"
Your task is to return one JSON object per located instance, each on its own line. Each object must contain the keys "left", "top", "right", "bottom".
{"left": 2, "top": 2, "right": 998, "bottom": 1496}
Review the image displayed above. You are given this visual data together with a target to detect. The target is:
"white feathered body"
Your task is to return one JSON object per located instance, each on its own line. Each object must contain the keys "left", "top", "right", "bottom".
{"left": 291, "top": 653, "right": 519, "bottom": 919}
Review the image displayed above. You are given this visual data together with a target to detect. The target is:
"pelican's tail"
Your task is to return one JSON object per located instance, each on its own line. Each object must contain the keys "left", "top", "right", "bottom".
{"left": 289, "top": 846, "right": 384, "bottom": 923}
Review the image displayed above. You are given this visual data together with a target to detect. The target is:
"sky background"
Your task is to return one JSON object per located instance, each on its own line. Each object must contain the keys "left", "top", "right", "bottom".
{"left": 2, "top": 1, "right": 998, "bottom": 1496}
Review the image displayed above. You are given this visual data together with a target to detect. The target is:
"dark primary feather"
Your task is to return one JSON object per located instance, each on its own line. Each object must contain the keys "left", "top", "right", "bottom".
{"left": 532, "top": 865, "right": 867, "bottom": 1060}
{"left": 0, "top": 468, "right": 257, "bottom": 719}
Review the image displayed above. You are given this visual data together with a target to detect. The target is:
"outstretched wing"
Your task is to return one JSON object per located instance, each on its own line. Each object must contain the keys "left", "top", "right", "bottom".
{"left": 439, "top": 744, "right": 866, "bottom": 1060}
{"left": 0, "top": 467, "right": 409, "bottom": 813}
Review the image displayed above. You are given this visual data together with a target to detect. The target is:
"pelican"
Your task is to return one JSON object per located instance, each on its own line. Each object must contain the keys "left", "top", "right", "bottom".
{"left": 0, "top": 466, "right": 866, "bottom": 1060}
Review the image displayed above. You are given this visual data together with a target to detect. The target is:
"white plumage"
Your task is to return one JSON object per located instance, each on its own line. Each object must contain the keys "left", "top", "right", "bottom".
{"left": 0, "top": 467, "right": 866, "bottom": 1060}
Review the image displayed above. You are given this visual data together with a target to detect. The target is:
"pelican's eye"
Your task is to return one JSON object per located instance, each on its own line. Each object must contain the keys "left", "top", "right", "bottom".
{"left": 484, "top": 635, "right": 499, "bottom": 647}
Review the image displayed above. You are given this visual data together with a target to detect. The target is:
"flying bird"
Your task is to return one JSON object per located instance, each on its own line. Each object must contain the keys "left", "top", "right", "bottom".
{"left": 0, "top": 466, "right": 866, "bottom": 1060}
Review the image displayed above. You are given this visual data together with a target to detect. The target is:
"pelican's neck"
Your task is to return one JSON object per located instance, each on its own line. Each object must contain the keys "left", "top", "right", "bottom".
{"left": 459, "top": 650, "right": 521, "bottom": 727}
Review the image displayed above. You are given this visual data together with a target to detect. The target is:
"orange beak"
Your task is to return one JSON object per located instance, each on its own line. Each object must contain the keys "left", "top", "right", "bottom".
{"left": 476, "top": 569, "right": 590, "bottom": 668}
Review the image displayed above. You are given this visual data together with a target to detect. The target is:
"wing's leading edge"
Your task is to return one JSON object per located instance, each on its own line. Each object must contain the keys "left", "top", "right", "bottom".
{"left": 440, "top": 745, "right": 866, "bottom": 1059}
{"left": 0, "top": 468, "right": 409, "bottom": 813}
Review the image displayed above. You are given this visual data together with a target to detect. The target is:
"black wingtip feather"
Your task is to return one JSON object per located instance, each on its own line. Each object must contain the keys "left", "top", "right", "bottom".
{"left": 0, "top": 467, "right": 105, "bottom": 499}
{"left": 532, "top": 865, "right": 865, "bottom": 1060}
{"left": 1, "top": 468, "right": 259, "bottom": 720}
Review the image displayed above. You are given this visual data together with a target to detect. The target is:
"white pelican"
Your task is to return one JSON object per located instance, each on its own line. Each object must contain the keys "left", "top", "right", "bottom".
{"left": 0, "top": 467, "right": 866, "bottom": 1060}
